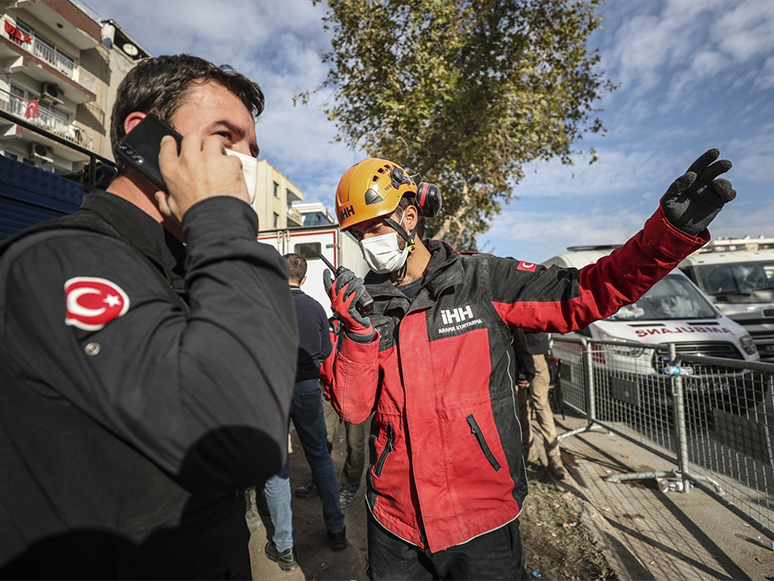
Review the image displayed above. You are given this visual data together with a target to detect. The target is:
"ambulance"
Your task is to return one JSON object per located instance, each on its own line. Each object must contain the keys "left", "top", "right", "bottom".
{"left": 543, "top": 246, "right": 762, "bottom": 415}
{"left": 677, "top": 237, "right": 774, "bottom": 360}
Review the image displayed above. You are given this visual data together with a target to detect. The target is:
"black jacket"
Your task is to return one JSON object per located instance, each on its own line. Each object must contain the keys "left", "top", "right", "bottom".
{"left": 291, "top": 285, "right": 332, "bottom": 382}
{"left": 0, "top": 191, "right": 297, "bottom": 578}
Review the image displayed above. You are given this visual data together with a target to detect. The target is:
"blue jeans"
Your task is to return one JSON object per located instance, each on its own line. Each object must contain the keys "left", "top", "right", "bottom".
{"left": 265, "top": 379, "right": 345, "bottom": 550}
{"left": 264, "top": 465, "right": 293, "bottom": 551}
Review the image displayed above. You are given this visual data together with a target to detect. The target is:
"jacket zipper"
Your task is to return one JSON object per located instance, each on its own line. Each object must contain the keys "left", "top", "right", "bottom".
{"left": 374, "top": 424, "right": 394, "bottom": 478}
{"left": 466, "top": 414, "right": 502, "bottom": 472}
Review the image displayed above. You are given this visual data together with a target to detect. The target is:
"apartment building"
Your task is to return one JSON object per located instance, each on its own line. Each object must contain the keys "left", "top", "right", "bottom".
{"left": 255, "top": 159, "right": 304, "bottom": 231}
{"left": 0, "top": 1, "right": 304, "bottom": 235}
{"left": 0, "top": 0, "right": 112, "bottom": 173}
{"left": 292, "top": 201, "right": 335, "bottom": 227}
{"left": 98, "top": 18, "right": 149, "bottom": 160}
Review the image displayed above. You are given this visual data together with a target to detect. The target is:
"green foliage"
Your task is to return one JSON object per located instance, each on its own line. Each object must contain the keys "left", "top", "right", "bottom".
{"left": 301, "top": 0, "right": 615, "bottom": 249}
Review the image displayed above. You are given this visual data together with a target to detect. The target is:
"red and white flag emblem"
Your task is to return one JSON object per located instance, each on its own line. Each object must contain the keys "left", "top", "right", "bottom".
{"left": 64, "top": 277, "right": 130, "bottom": 331}
{"left": 516, "top": 261, "right": 538, "bottom": 272}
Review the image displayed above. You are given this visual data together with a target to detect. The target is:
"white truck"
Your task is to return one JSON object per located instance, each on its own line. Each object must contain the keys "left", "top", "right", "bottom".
{"left": 677, "top": 240, "right": 774, "bottom": 360}
{"left": 257, "top": 224, "right": 369, "bottom": 318}
{"left": 543, "top": 245, "right": 762, "bottom": 418}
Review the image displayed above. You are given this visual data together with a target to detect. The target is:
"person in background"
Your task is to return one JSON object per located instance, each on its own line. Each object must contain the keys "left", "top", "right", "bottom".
{"left": 0, "top": 54, "right": 297, "bottom": 579}
{"left": 296, "top": 317, "right": 372, "bottom": 511}
{"left": 263, "top": 253, "right": 346, "bottom": 572}
{"left": 518, "top": 331, "right": 568, "bottom": 480}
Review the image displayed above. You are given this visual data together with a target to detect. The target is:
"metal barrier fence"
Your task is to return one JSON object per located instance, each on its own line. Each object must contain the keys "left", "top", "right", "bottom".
{"left": 552, "top": 336, "right": 774, "bottom": 541}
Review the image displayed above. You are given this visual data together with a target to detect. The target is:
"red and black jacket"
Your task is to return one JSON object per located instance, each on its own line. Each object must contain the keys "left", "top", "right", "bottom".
{"left": 327, "top": 208, "right": 708, "bottom": 552}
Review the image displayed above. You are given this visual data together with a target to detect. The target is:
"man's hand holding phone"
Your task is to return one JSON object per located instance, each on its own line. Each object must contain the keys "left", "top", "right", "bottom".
{"left": 156, "top": 133, "right": 249, "bottom": 224}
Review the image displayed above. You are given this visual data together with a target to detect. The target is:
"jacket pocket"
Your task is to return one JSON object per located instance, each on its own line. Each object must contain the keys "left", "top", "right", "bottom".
{"left": 374, "top": 424, "right": 394, "bottom": 478}
{"left": 466, "top": 414, "right": 501, "bottom": 472}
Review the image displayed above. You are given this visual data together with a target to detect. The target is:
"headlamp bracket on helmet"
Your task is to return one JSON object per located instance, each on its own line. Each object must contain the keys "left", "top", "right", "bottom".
{"left": 390, "top": 166, "right": 411, "bottom": 189}
{"left": 389, "top": 166, "right": 442, "bottom": 219}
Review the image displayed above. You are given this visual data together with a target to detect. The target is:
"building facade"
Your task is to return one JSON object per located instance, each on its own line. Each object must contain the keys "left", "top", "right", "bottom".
{"left": 255, "top": 158, "right": 304, "bottom": 231}
{"left": 0, "top": 0, "right": 109, "bottom": 173}
{"left": 0, "top": 1, "right": 307, "bottom": 234}
{"left": 98, "top": 18, "right": 149, "bottom": 160}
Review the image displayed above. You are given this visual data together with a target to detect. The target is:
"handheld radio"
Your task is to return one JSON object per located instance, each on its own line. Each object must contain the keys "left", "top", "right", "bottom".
{"left": 318, "top": 253, "right": 374, "bottom": 316}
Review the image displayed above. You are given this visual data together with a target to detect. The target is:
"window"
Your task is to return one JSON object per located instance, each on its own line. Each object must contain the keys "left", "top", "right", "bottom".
{"left": 606, "top": 274, "right": 717, "bottom": 321}
{"left": 273, "top": 181, "right": 279, "bottom": 198}
{"left": 273, "top": 212, "right": 279, "bottom": 228}
{"left": 8, "top": 85, "right": 27, "bottom": 117}
{"left": 303, "top": 211, "right": 334, "bottom": 226}
{"left": 40, "top": 101, "right": 70, "bottom": 122}
{"left": 294, "top": 243, "right": 322, "bottom": 261}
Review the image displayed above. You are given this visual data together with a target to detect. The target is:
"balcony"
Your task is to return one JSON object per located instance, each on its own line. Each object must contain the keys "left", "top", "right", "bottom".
{"left": 1, "top": 18, "right": 97, "bottom": 97}
{"left": 30, "top": 38, "right": 96, "bottom": 94}
{"left": 0, "top": 88, "right": 92, "bottom": 151}
{"left": 287, "top": 205, "right": 304, "bottom": 227}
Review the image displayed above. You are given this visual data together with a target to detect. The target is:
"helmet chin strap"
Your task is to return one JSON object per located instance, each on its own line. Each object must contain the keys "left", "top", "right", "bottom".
{"left": 383, "top": 216, "right": 416, "bottom": 253}
{"left": 383, "top": 214, "right": 416, "bottom": 283}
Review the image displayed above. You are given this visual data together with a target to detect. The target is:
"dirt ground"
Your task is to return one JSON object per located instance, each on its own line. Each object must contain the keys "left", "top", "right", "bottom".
{"left": 247, "top": 425, "right": 615, "bottom": 580}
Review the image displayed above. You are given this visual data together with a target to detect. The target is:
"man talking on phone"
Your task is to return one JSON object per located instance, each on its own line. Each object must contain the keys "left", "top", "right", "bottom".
{"left": 0, "top": 55, "right": 297, "bottom": 579}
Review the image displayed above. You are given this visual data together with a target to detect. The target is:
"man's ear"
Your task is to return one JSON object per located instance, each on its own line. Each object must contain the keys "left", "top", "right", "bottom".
{"left": 123, "top": 111, "right": 148, "bottom": 137}
{"left": 404, "top": 204, "right": 419, "bottom": 231}
{"left": 301, "top": 275, "right": 307, "bottom": 287}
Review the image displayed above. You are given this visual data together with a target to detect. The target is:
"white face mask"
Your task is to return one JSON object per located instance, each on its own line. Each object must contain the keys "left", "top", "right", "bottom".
{"left": 225, "top": 149, "right": 258, "bottom": 205}
{"left": 359, "top": 215, "right": 411, "bottom": 274}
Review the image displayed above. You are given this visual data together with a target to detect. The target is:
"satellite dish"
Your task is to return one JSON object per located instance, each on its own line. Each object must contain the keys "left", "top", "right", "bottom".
{"left": 123, "top": 43, "right": 138, "bottom": 57}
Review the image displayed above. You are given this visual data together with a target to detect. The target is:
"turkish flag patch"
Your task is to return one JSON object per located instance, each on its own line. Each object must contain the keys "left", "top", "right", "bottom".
{"left": 65, "top": 277, "right": 130, "bottom": 331}
{"left": 516, "top": 261, "right": 538, "bottom": 272}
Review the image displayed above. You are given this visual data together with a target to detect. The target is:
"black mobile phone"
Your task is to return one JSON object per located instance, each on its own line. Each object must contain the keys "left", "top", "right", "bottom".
{"left": 114, "top": 114, "right": 183, "bottom": 192}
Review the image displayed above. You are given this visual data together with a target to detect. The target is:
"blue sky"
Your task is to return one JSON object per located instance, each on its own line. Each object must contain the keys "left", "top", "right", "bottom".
{"left": 84, "top": 0, "right": 774, "bottom": 263}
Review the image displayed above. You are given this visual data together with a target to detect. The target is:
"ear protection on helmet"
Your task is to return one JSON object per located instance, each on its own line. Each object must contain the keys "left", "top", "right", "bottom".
{"left": 415, "top": 182, "right": 442, "bottom": 218}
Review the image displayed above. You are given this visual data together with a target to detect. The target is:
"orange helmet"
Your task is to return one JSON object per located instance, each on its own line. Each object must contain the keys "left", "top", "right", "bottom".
{"left": 335, "top": 158, "right": 417, "bottom": 231}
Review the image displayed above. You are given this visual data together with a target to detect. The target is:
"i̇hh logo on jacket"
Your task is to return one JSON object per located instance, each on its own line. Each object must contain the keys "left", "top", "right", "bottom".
{"left": 437, "top": 305, "right": 483, "bottom": 336}
{"left": 441, "top": 306, "right": 474, "bottom": 325}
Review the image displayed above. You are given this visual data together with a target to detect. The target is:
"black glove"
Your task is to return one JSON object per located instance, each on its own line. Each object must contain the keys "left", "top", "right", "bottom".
{"left": 323, "top": 267, "right": 373, "bottom": 337}
{"left": 661, "top": 148, "right": 736, "bottom": 236}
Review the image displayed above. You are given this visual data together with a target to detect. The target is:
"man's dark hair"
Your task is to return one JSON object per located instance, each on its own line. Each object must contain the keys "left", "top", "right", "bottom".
{"left": 284, "top": 253, "right": 307, "bottom": 283}
{"left": 110, "top": 54, "right": 265, "bottom": 162}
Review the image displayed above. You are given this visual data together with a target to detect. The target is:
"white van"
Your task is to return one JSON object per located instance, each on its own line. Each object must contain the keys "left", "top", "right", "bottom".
{"left": 544, "top": 246, "right": 762, "bottom": 414}
{"left": 678, "top": 248, "right": 774, "bottom": 360}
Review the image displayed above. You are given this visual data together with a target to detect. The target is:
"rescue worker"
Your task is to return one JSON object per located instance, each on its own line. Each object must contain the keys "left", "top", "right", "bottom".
{"left": 323, "top": 151, "right": 736, "bottom": 580}
{"left": 0, "top": 55, "right": 297, "bottom": 578}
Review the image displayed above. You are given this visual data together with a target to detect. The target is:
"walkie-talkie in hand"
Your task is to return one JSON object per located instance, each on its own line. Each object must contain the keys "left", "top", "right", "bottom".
{"left": 318, "top": 253, "right": 374, "bottom": 316}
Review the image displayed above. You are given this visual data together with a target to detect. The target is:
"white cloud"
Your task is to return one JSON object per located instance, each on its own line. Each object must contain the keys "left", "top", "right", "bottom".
{"left": 510, "top": 147, "right": 687, "bottom": 202}
{"left": 754, "top": 56, "right": 774, "bottom": 90}
{"left": 82, "top": 0, "right": 771, "bottom": 256}
{"left": 483, "top": 206, "right": 652, "bottom": 263}
{"left": 714, "top": 0, "right": 774, "bottom": 62}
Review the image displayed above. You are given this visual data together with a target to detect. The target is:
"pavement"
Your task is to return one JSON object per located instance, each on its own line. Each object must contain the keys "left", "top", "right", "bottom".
{"left": 246, "top": 412, "right": 774, "bottom": 580}
{"left": 551, "top": 411, "right": 774, "bottom": 581}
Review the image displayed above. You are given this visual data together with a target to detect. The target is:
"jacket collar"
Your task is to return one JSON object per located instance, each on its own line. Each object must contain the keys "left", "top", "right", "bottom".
{"left": 364, "top": 239, "right": 465, "bottom": 304}
{"left": 81, "top": 191, "right": 186, "bottom": 287}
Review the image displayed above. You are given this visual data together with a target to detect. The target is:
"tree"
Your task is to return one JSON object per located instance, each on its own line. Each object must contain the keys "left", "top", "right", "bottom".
{"left": 300, "top": 0, "right": 615, "bottom": 249}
